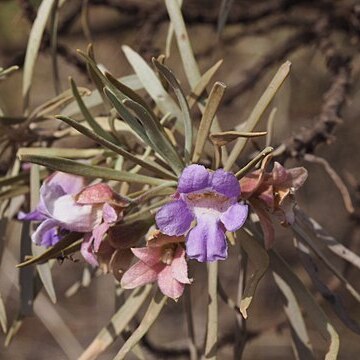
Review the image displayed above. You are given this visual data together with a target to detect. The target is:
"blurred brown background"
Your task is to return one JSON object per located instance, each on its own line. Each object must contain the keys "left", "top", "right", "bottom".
{"left": 0, "top": 0, "right": 360, "bottom": 359}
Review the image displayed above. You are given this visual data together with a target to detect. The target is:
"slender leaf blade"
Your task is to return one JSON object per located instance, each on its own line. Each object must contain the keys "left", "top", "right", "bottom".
{"left": 18, "top": 155, "right": 166, "bottom": 186}
{"left": 23, "top": 0, "right": 58, "bottom": 110}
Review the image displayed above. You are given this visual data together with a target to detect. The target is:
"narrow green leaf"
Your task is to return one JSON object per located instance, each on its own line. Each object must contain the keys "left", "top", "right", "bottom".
{"left": 224, "top": 61, "right": 291, "bottom": 170}
{"left": 0, "top": 185, "right": 29, "bottom": 201}
{"left": 50, "top": 0, "right": 60, "bottom": 94}
{"left": 0, "top": 293, "right": 7, "bottom": 333}
{"left": 29, "top": 165, "right": 56, "bottom": 303}
{"left": 20, "top": 221, "right": 34, "bottom": 316}
{"left": 0, "top": 65, "right": 19, "bottom": 79}
{"left": 22, "top": 0, "right": 58, "bottom": 110}
{"left": 152, "top": 59, "right": 193, "bottom": 162}
{"left": 79, "top": 285, "right": 152, "bottom": 360}
{"left": 192, "top": 82, "right": 226, "bottom": 163}
{"left": 113, "top": 289, "right": 167, "bottom": 360}
{"left": 103, "top": 87, "right": 150, "bottom": 145}
{"left": 165, "top": 0, "right": 183, "bottom": 58}
{"left": 235, "top": 147, "right": 273, "bottom": 179}
{"left": 61, "top": 75, "right": 142, "bottom": 117}
{"left": 270, "top": 249, "right": 339, "bottom": 360}
{"left": 122, "top": 45, "right": 182, "bottom": 120}
{"left": 70, "top": 77, "right": 115, "bottom": 142}
{"left": 217, "top": 0, "right": 234, "bottom": 35}
{"left": 105, "top": 72, "right": 154, "bottom": 117}
{"left": 188, "top": 60, "right": 223, "bottom": 110}
{"left": 32, "top": 245, "right": 57, "bottom": 303}
{"left": 0, "top": 217, "right": 7, "bottom": 333}
{"left": 85, "top": 45, "right": 109, "bottom": 110}
{"left": 209, "top": 131, "right": 268, "bottom": 147}
{"left": 18, "top": 154, "right": 166, "bottom": 186}
{"left": 273, "top": 272, "right": 315, "bottom": 360}
{"left": 17, "top": 232, "right": 83, "bottom": 268}
{"left": 30, "top": 87, "right": 89, "bottom": 121}
{"left": 4, "top": 316, "right": 23, "bottom": 347}
{"left": 296, "top": 208, "right": 360, "bottom": 271}
{"left": 18, "top": 147, "right": 104, "bottom": 159}
{"left": 184, "top": 287, "right": 198, "bottom": 360}
{"left": 205, "top": 261, "right": 218, "bottom": 359}
{"left": 293, "top": 220, "right": 360, "bottom": 303}
{"left": 164, "top": 0, "right": 200, "bottom": 89}
{"left": 56, "top": 115, "right": 176, "bottom": 180}
{"left": 238, "top": 230, "right": 269, "bottom": 319}
{"left": 123, "top": 98, "right": 185, "bottom": 175}
{"left": 295, "top": 239, "right": 360, "bottom": 335}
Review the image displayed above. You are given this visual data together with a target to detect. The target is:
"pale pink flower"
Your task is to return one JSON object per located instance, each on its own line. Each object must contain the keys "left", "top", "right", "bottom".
{"left": 240, "top": 162, "right": 308, "bottom": 248}
{"left": 121, "top": 232, "right": 191, "bottom": 300}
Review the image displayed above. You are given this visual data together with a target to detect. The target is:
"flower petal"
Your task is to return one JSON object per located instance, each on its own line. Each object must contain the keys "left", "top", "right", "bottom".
{"left": 76, "top": 183, "right": 130, "bottom": 208}
{"left": 51, "top": 194, "right": 102, "bottom": 232}
{"left": 121, "top": 261, "right": 160, "bottom": 289}
{"left": 272, "top": 162, "right": 288, "bottom": 185}
{"left": 40, "top": 182, "right": 67, "bottom": 217}
{"left": 40, "top": 227, "right": 61, "bottom": 248}
{"left": 47, "top": 172, "right": 85, "bottom": 195}
{"left": 210, "top": 168, "right": 240, "bottom": 198}
{"left": 171, "top": 246, "right": 191, "bottom": 284}
{"left": 132, "top": 247, "right": 162, "bottom": 267}
{"left": 186, "top": 218, "right": 227, "bottom": 262}
{"left": 18, "top": 209, "right": 47, "bottom": 221}
{"left": 92, "top": 222, "right": 110, "bottom": 252}
{"left": 32, "top": 219, "right": 59, "bottom": 246}
{"left": 287, "top": 167, "right": 308, "bottom": 190}
{"left": 157, "top": 265, "right": 185, "bottom": 300}
{"left": 81, "top": 233, "right": 99, "bottom": 267}
{"left": 220, "top": 203, "right": 248, "bottom": 232}
{"left": 102, "top": 203, "right": 118, "bottom": 224}
{"left": 178, "top": 164, "right": 210, "bottom": 193}
{"left": 156, "top": 200, "right": 194, "bottom": 236}
{"left": 239, "top": 170, "right": 262, "bottom": 198}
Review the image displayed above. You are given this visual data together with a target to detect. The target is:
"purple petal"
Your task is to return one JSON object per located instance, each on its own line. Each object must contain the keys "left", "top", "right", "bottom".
{"left": 47, "top": 172, "right": 85, "bottom": 195}
{"left": 210, "top": 168, "right": 240, "bottom": 198}
{"left": 220, "top": 203, "right": 248, "bottom": 232}
{"left": 102, "top": 203, "right": 118, "bottom": 224}
{"left": 40, "top": 182, "right": 67, "bottom": 217}
{"left": 81, "top": 233, "right": 99, "bottom": 267}
{"left": 156, "top": 200, "right": 194, "bottom": 236}
{"left": 18, "top": 209, "right": 47, "bottom": 222}
{"left": 92, "top": 222, "right": 110, "bottom": 252}
{"left": 40, "top": 227, "right": 61, "bottom": 248}
{"left": 32, "top": 219, "right": 59, "bottom": 246}
{"left": 50, "top": 194, "right": 102, "bottom": 232}
{"left": 178, "top": 164, "right": 210, "bottom": 193}
{"left": 186, "top": 218, "right": 227, "bottom": 262}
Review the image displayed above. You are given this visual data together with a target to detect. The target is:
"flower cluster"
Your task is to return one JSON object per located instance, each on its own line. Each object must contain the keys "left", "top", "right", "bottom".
{"left": 20, "top": 161, "right": 306, "bottom": 300}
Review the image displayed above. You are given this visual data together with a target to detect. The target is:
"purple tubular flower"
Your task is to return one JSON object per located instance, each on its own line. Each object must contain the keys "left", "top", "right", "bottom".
{"left": 19, "top": 172, "right": 101, "bottom": 248}
{"left": 156, "top": 164, "right": 248, "bottom": 262}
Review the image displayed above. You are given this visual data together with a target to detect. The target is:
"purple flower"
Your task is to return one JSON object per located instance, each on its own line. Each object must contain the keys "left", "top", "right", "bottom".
{"left": 155, "top": 165, "right": 248, "bottom": 262}
{"left": 19, "top": 172, "right": 102, "bottom": 248}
